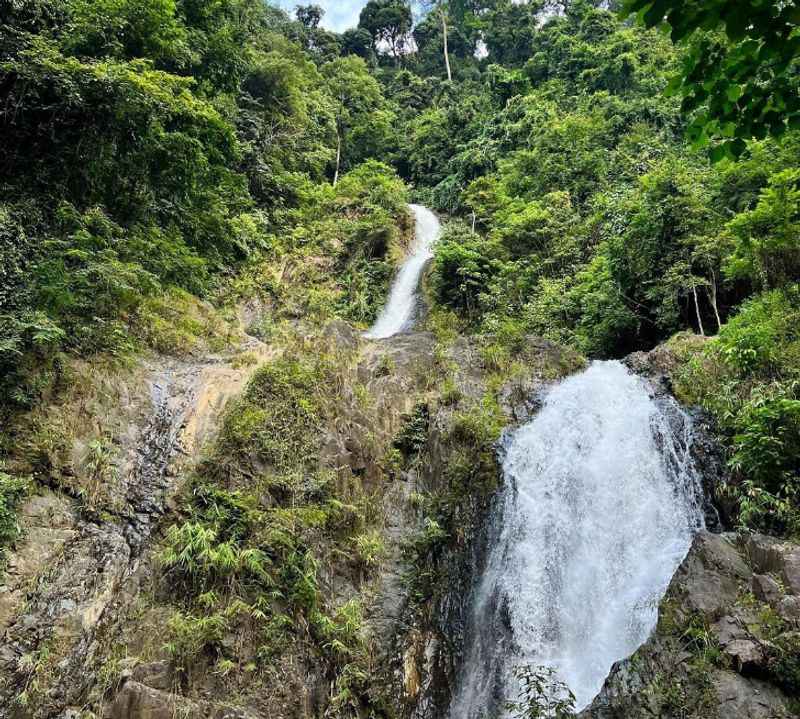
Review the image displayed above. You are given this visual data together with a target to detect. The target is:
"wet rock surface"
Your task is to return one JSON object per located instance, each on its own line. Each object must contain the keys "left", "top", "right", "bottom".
{"left": 390, "top": 336, "right": 584, "bottom": 719}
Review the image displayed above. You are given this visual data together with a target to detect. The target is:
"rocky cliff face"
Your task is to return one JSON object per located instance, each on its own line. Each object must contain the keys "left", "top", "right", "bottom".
{"left": 0, "top": 337, "right": 272, "bottom": 718}
{"left": 376, "top": 335, "right": 585, "bottom": 719}
{"left": 0, "top": 321, "right": 582, "bottom": 719}
{"left": 6, "top": 327, "right": 794, "bottom": 719}
{"left": 584, "top": 531, "right": 800, "bottom": 719}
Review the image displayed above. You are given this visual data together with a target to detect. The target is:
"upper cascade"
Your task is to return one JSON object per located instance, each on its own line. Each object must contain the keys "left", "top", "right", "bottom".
{"left": 365, "top": 204, "right": 440, "bottom": 339}
{"left": 449, "top": 360, "right": 705, "bottom": 716}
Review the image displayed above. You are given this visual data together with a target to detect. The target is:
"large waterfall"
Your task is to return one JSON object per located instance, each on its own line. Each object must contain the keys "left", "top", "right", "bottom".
{"left": 449, "top": 361, "right": 705, "bottom": 716}
{"left": 365, "top": 204, "right": 440, "bottom": 339}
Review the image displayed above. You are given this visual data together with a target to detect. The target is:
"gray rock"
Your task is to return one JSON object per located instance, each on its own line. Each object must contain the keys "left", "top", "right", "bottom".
{"left": 752, "top": 573, "right": 783, "bottom": 605}
{"left": 105, "top": 680, "right": 257, "bottom": 719}
{"left": 106, "top": 681, "right": 193, "bottom": 719}
{"left": 744, "top": 534, "right": 800, "bottom": 596}
{"left": 712, "top": 615, "right": 748, "bottom": 646}
{"left": 714, "top": 669, "right": 796, "bottom": 719}
{"left": 673, "top": 533, "right": 747, "bottom": 619}
{"left": 723, "top": 639, "right": 767, "bottom": 675}
{"left": 777, "top": 595, "right": 800, "bottom": 626}
{"left": 782, "top": 550, "right": 800, "bottom": 595}
{"left": 322, "top": 318, "right": 360, "bottom": 354}
{"left": 586, "top": 532, "right": 799, "bottom": 719}
{"left": 130, "top": 661, "right": 172, "bottom": 692}
{"left": 745, "top": 534, "right": 787, "bottom": 575}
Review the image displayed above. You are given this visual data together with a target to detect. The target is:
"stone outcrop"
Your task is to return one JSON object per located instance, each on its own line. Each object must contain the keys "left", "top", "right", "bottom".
{"left": 392, "top": 336, "right": 584, "bottom": 719}
{"left": 104, "top": 678, "right": 257, "bottom": 719}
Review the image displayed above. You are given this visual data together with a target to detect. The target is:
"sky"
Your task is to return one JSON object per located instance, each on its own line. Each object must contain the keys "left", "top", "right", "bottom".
{"left": 273, "top": 1, "right": 368, "bottom": 32}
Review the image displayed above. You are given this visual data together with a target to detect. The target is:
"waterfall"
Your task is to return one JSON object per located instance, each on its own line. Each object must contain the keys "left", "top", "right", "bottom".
{"left": 449, "top": 361, "right": 705, "bottom": 717}
{"left": 365, "top": 204, "right": 440, "bottom": 339}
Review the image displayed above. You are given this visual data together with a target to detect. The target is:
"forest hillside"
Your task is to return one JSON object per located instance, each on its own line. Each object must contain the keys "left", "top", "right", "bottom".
{"left": 1, "top": 1, "right": 799, "bottom": 718}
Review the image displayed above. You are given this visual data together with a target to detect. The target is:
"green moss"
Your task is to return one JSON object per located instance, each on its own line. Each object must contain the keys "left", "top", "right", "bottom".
{"left": 425, "top": 307, "right": 463, "bottom": 347}
{"left": 134, "top": 287, "right": 238, "bottom": 357}
{"left": 212, "top": 357, "right": 325, "bottom": 479}
{"left": 448, "top": 393, "right": 505, "bottom": 448}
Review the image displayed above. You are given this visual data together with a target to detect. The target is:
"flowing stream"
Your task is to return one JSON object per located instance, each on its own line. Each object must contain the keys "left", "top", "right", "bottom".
{"left": 365, "top": 203, "right": 440, "bottom": 339}
{"left": 449, "top": 361, "right": 705, "bottom": 716}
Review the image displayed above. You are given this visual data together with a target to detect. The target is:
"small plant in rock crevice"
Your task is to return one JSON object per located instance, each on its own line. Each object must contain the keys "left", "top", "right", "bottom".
{"left": 393, "top": 403, "right": 430, "bottom": 461}
{"left": 505, "top": 665, "right": 576, "bottom": 719}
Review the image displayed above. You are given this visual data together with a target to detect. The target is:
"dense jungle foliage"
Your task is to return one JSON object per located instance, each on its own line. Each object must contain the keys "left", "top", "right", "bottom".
{"left": 0, "top": 0, "right": 408, "bottom": 419}
{"left": 2, "top": 0, "right": 800, "bottom": 716}
{"left": 1, "top": 0, "right": 800, "bottom": 574}
{"left": 347, "top": 0, "right": 800, "bottom": 541}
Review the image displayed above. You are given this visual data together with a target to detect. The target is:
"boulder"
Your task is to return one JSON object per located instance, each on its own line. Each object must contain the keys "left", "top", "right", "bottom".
{"left": 752, "top": 573, "right": 783, "bottom": 605}
{"left": 672, "top": 533, "right": 748, "bottom": 619}
{"left": 745, "top": 534, "right": 788, "bottom": 575}
{"left": 723, "top": 639, "right": 768, "bottom": 675}
{"left": 777, "top": 595, "right": 800, "bottom": 626}
{"left": 744, "top": 534, "right": 800, "bottom": 595}
{"left": 130, "top": 661, "right": 172, "bottom": 692}
{"left": 714, "top": 670, "right": 796, "bottom": 719}
{"left": 782, "top": 549, "right": 800, "bottom": 595}
{"left": 712, "top": 615, "right": 748, "bottom": 646}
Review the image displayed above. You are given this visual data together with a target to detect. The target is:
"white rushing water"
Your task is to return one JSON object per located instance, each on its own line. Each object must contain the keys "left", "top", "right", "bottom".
{"left": 449, "top": 361, "right": 705, "bottom": 717}
{"left": 364, "top": 204, "right": 440, "bottom": 339}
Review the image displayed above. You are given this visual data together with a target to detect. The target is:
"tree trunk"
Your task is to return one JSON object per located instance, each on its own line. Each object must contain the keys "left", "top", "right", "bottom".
{"left": 708, "top": 269, "right": 722, "bottom": 331}
{"left": 692, "top": 283, "right": 705, "bottom": 337}
{"left": 441, "top": 9, "right": 452, "bottom": 82}
{"left": 333, "top": 131, "right": 341, "bottom": 187}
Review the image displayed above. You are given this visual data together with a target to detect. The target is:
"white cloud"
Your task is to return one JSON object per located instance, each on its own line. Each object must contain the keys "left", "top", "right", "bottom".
{"left": 273, "top": 0, "right": 368, "bottom": 32}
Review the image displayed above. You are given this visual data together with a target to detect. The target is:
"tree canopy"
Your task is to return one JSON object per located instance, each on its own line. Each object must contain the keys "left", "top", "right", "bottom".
{"left": 359, "top": 0, "right": 413, "bottom": 61}
{"left": 624, "top": 0, "right": 800, "bottom": 157}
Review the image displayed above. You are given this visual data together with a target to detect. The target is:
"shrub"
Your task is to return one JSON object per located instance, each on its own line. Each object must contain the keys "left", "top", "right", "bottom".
{"left": 674, "top": 288, "right": 800, "bottom": 537}
{"left": 770, "top": 633, "right": 800, "bottom": 695}
{"left": 0, "top": 472, "right": 30, "bottom": 568}
{"left": 352, "top": 531, "right": 385, "bottom": 567}
{"left": 505, "top": 665, "right": 576, "bottom": 719}
{"left": 215, "top": 357, "right": 325, "bottom": 476}
{"left": 394, "top": 403, "right": 429, "bottom": 459}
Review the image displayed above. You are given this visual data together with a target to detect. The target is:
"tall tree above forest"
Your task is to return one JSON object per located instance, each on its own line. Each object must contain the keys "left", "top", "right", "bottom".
{"left": 322, "top": 56, "right": 384, "bottom": 184}
{"left": 358, "top": 0, "right": 413, "bottom": 64}
{"left": 295, "top": 4, "right": 323, "bottom": 29}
